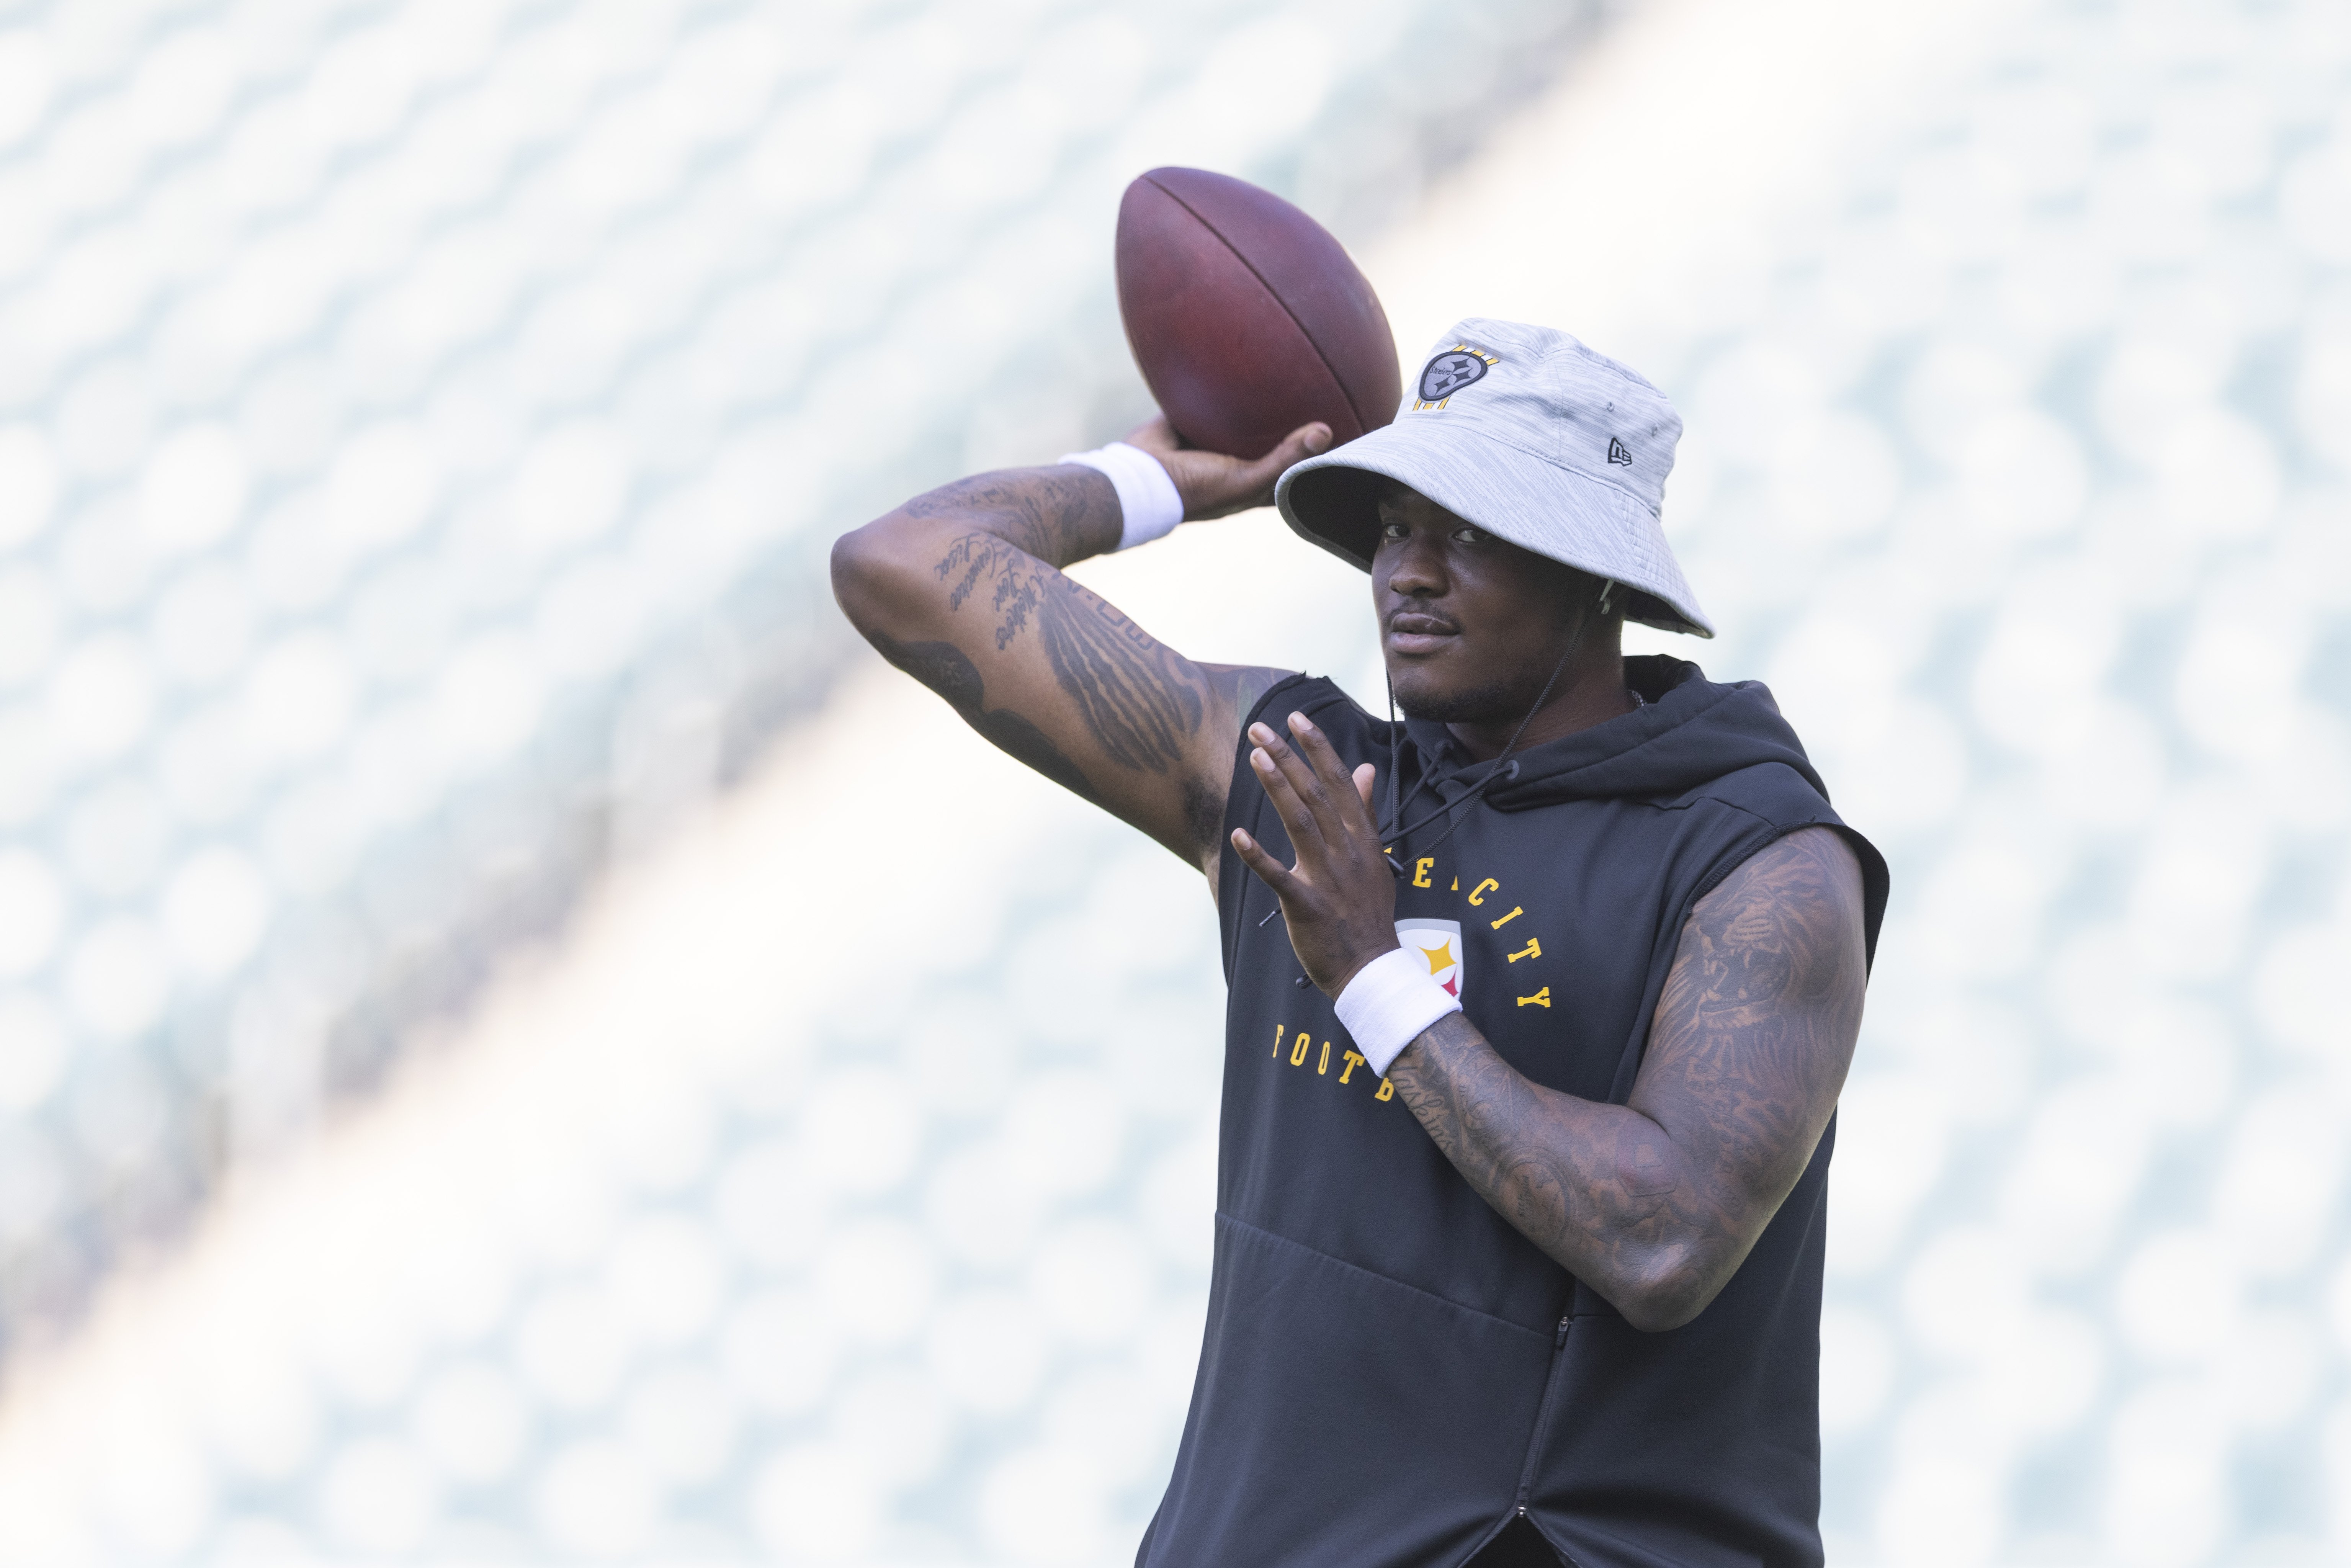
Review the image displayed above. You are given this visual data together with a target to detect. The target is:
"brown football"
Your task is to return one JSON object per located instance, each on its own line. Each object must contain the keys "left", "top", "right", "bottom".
{"left": 1115, "top": 167, "right": 1401, "bottom": 460}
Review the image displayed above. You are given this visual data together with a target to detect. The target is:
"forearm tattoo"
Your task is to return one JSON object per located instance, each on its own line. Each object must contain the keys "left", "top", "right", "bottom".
{"left": 901, "top": 466, "right": 1122, "bottom": 567}
{"left": 1387, "top": 1014, "right": 1682, "bottom": 1290}
{"left": 1384, "top": 829, "right": 1866, "bottom": 1325}
{"left": 856, "top": 464, "right": 1279, "bottom": 864}
{"left": 933, "top": 533, "right": 1203, "bottom": 774}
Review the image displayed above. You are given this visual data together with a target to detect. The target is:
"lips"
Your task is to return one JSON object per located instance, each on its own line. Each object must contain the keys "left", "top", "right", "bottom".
{"left": 1385, "top": 610, "right": 1459, "bottom": 656}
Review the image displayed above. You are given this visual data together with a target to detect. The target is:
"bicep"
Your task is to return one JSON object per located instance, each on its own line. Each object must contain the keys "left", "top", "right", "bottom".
{"left": 1630, "top": 827, "right": 1869, "bottom": 1220}
{"left": 836, "top": 505, "right": 1278, "bottom": 868}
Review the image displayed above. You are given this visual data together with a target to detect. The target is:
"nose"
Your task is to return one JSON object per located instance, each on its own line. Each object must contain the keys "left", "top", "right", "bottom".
{"left": 1377, "top": 528, "right": 1447, "bottom": 601}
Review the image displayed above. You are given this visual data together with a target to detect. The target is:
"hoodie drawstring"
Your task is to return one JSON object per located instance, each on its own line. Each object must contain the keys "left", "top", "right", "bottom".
{"left": 1380, "top": 611, "right": 1586, "bottom": 872}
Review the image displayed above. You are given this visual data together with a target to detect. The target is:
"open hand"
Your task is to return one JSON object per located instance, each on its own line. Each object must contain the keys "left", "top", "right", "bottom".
{"left": 1123, "top": 415, "right": 1331, "bottom": 521}
{"left": 1230, "top": 710, "right": 1399, "bottom": 997}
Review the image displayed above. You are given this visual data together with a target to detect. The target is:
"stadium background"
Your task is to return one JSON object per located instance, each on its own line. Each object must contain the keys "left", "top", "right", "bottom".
{"left": 0, "top": 0, "right": 2345, "bottom": 1562}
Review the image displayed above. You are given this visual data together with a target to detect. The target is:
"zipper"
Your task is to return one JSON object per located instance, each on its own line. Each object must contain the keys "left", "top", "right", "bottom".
{"left": 1512, "top": 1313, "right": 1575, "bottom": 1514}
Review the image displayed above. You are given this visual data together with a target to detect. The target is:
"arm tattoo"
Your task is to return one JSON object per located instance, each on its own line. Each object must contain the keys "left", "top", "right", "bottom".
{"left": 901, "top": 466, "right": 1121, "bottom": 566}
{"left": 1208, "top": 665, "right": 1284, "bottom": 723}
{"left": 843, "top": 467, "right": 1288, "bottom": 865}
{"left": 1384, "top": 828, "right": 1866, "bottom": 1329}
{"left": 1185, "top": 669, "right": 1282, "bottom": 852}
{"left": 1386, "top": 1014, "right": 1675, "bottom": 1275}
{"left": 867, "top": 631, "right": 1101, "bottom": 804}
{"left": 933, "top": 533, "right": 1204, "bottom": 773}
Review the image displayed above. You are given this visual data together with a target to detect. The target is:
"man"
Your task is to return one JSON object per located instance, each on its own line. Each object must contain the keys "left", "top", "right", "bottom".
{"left": 832, "top": 319, "right": 1888, "bottom": 1568}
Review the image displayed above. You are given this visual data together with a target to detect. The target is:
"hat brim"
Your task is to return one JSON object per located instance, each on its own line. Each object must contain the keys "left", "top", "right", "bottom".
{"left": 1274, "top": 420, "right": 1714, "bottom": 638}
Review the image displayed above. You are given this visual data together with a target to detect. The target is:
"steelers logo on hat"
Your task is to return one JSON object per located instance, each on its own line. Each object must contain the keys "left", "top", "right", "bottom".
{"left": 1420, "top": 351, "right": 1487, "bottom": 400}
{"left": 1413, "top": 342, "right": 1502, "bottom": 410}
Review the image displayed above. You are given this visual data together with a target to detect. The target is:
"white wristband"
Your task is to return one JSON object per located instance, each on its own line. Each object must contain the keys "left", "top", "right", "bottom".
{"left": 1056, "top": 441, "right": 1184, "bottom": 550}
{"left": 1334, "top": 947, "right": 1463, "bottom": 1077}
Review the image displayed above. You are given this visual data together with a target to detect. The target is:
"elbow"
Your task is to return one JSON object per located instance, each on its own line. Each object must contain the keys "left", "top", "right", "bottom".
{"left": 1620, "top": 1293, "right": 1708, "bottom": 1336}
{"left": 829, "top": 522, "right": 896, "bottom": 634}
{"left": 1611, "top": 1246, "right": 1728, "bottom": 1334}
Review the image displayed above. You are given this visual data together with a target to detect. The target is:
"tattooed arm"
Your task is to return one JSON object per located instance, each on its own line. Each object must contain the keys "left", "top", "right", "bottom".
{"left": 1233, "top": 710, "right": 1868, "bottom": 1333}
{"left": 831, "top": 415, "right": 1330, "bottom": 875}
{"left": 1387, "top": 829, "right": 1866, "bottom": 1331}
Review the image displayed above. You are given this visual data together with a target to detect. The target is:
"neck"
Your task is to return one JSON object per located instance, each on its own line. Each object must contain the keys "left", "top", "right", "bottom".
{"left": 1445, "top": 651, "right": 1632, "bottom": 761}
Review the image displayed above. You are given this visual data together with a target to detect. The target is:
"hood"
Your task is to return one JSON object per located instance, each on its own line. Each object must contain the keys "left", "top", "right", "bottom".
{"left": 1403, "top": 656, "right": 1828, "bottom": 810}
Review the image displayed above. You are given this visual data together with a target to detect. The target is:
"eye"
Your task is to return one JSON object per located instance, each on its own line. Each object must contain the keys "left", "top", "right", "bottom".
{"left": 1452, "top": 524, "right": 1488, "bottom": 543}
{"left": 1379, "top": 519, "right": 1409, "bottom": 541}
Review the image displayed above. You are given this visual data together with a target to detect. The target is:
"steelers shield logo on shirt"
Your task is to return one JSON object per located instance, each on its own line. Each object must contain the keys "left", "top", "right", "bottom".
{"left": 1395, "top": 918, "right": 1464, "bottom": 999}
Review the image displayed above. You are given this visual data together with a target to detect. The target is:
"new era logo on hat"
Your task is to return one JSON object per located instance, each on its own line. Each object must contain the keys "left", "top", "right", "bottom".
{"left": 1275, "top": 317, "right": 1714, "bottom": 638}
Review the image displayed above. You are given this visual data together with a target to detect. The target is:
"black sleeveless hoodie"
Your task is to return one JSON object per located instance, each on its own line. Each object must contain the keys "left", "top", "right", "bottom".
{"left": 1136, "top": 656, "right": 1890, "bottom": 1568}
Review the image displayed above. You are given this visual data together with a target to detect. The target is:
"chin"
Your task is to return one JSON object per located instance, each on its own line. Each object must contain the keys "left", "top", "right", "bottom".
{"left": 1389, "top": 667, "right": 1520, "bottom": 725}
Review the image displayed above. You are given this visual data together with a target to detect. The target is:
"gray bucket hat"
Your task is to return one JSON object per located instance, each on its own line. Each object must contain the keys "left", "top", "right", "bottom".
{"left": 1274, "top": 317, "right": 1713, "bottom": 637}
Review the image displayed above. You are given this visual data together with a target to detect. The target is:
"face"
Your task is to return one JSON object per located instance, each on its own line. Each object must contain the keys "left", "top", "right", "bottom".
{"left": 1372, "top": 486, "right": 1597, "bottom": 723}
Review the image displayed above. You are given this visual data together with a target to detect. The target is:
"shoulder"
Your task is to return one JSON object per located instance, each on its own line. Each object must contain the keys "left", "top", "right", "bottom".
{"left": 1686, "top": 760, "right": 1838, "bottom": 823}
{"left": 1202, "top": 664, "right": 1303, "bottom": 727}
{"left": 1223, "top": 672, "right": 1381, "bottom": 750}
{"left": 1682, "top": 828, "right": 1867, "bottom": 996}
{"left": 1707, "top": 826, "right": 1862, "bottom": 899}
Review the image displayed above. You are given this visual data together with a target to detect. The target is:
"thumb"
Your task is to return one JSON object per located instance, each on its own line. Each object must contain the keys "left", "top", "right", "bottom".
{"left": 1352, "top": 763, "right": 1377, "bottom": 809}
{"left": 1279, "top": 420, "right": 1334, "bottom": 463}
{"left": 1241, "top": 420, "right": 1333, "bottom": 489}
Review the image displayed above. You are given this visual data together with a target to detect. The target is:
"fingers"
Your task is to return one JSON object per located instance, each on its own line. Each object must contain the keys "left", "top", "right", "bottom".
{"left": 1148, "top": 418, "right": 1334, "bottom": 520}
{"left": 1257, "top": 420, "right": 1333, "bottom": 469}
{"left": 1291, "top": 712, "right": 1370, "bottom": 826}
{"left": 1249, "top": 721, "right": 1344, "bottom": 852}
{"left": 1261, "top": 711, "right": 1375, "bottom": 843}
{"left": 1247, "top": 736, "right": 1328, "bottom": 857}
{"left": 1229, "top": 827, "right": 1295, "bottom": 893}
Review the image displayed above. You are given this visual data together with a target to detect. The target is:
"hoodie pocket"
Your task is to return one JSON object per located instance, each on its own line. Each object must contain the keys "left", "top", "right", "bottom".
{"left": 1143, "top": 1213, "right": 1554, "bottom": 1568}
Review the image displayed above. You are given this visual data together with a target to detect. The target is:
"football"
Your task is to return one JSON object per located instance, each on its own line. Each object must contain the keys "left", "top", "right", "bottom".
{"left": 1115, "top": 167, "right": 1401, "bottom": 460}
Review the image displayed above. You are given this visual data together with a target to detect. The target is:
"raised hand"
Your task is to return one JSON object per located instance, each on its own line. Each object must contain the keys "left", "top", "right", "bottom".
{"left": 1123, "top": 415, "right": 1331, "bottom": 521}
{"left": 1229, "top": 710, "right": 1398, "bottom": 997}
